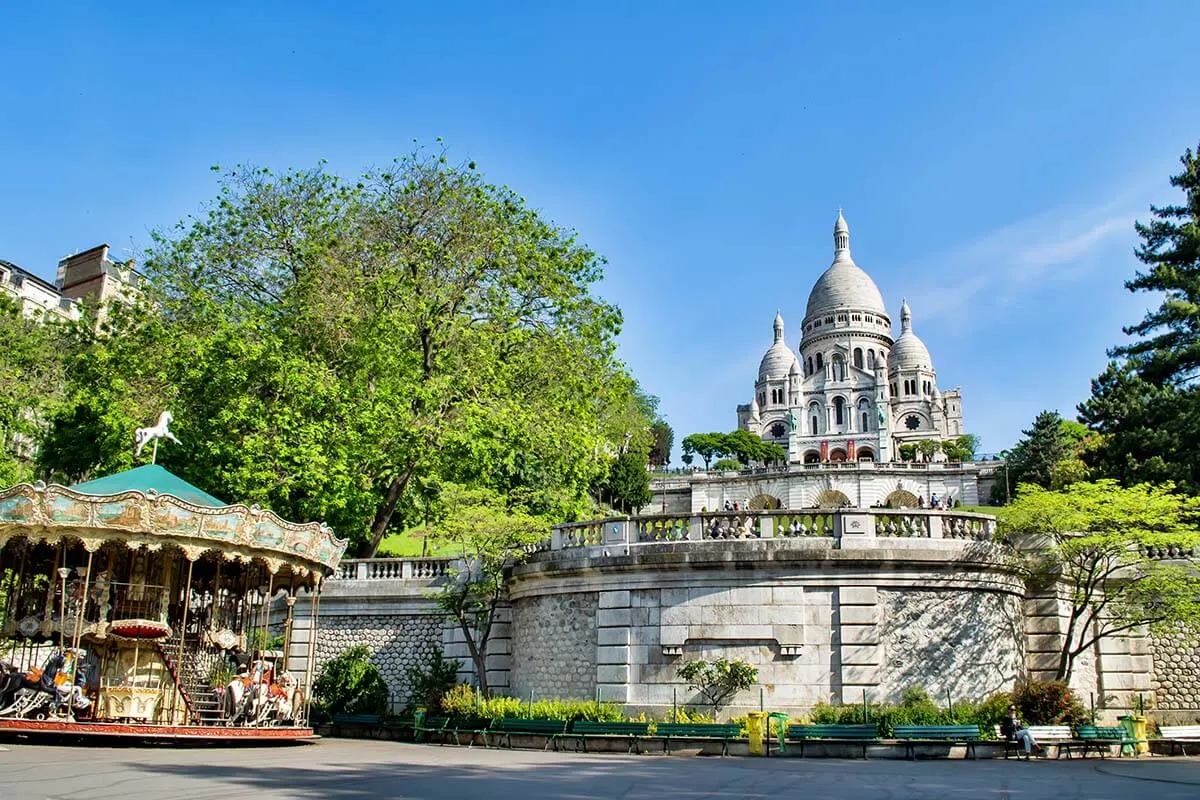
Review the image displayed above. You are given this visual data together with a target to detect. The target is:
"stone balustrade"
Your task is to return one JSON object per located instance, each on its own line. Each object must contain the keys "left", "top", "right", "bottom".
{"left": 553, "top": 508, "right": 996, "bottom": 551}
{"left": 332, "top": 557, "right": 453, "bottom": 582}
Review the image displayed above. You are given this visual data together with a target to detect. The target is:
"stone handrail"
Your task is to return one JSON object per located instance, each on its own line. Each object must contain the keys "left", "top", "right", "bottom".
{"left": 650, "top": 461, "right": 994, "bottom": 487}
{"left": 333, "top": 557, "right": 454, "bottom": 582}
{"left": 552, "top": 508, "right": 997, "bottom": 552}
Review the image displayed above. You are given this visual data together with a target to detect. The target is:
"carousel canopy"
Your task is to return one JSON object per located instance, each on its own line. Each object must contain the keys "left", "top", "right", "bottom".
{"left": 0, "top": 465, "right": 347, "bottom": 577}
{"left": 71, "top": 465, "right": 226, "bottom": 508}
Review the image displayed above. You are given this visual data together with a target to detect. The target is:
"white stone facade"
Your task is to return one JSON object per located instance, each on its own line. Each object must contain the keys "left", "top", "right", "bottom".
{"left": 738, "top": 213, "right": 964, "bottom": 464}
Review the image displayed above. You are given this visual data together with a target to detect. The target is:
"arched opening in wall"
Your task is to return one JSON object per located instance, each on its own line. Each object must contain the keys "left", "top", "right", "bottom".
{"left": 868, "top": 349, "right": 876, "bottom": 369}
{"left": 853, "top": 348, "right": 863, "bottom": 369}
{"left": 803, "top": 450, "right": 821, "bottom": 464}
{"left": 807, "top": 356, "right": 814, "bottom": 375}
{"left": 831, "top": 354, "right": 846, "bottom": 381}
{"left": 828, "top": 448, "right": 847, "bottom": 463}
{"left": 857, "top": 448, "right": 875, "bottom": 461}
{"left": 816, "top": 353, "right": 824, "bottom": 371}
{"left": 747, "top": 494, "right": 782, "bottom": 510}
{"left": 833, "top": 396, "right": 845, "bottom": 426}
{"left": 884, "top": 489, "right": 919, "bottom": 509}
{"left": 815, "top": 488, "right": 851, "bottom": 508}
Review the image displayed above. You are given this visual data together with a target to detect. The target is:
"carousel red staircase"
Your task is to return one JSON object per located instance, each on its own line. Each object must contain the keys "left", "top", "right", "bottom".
{"left": 156, "top": 632, "right": 226, "bottom": 726}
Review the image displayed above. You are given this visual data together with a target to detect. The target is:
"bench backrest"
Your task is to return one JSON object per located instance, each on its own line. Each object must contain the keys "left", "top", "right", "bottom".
{"left": 493, "top": 718, "right": 569, "bottom": 733}
{"left": 333, "top": 713, "right": 383, "bottom": 724}
{"left": 572, "top": 721, "right": 651, "bottom": 735}
{"left": 1159, "top": 725, "right": 1200, "bottom": 738}
{"left": 992, "top": 724, "right": 1073, "bottom": 739}
{"left": 1076, "top": 726, "right": 1125, "bottom": 740}
{"left": 787, "top": 724, "right": 878, "bottom": 739}
{"left": 655, "top": 723, "right": 743, "bottom": 737}
{"left": 893, "top": 724, "right": 980, "bottom": 740}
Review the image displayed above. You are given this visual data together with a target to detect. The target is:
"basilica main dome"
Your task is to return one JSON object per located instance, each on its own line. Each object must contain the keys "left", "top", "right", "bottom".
{"left": 803, "top": 211, "right": 888, "bottom": 323}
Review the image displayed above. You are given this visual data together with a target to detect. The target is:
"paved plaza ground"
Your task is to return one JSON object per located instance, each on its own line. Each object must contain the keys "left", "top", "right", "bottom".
{"left": 2, "top": 738, "right": 1199, "bottom": 800}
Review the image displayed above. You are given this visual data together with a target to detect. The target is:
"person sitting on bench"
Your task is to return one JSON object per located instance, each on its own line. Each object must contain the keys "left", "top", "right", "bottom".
{"left": 1001, "top": 705, "right": 1042, "bottom": 756}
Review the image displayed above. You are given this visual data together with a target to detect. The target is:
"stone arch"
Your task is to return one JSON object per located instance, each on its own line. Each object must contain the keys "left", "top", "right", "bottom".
{"left": 884, "top": 489, "right": 919, "bottom": 508}
{"left": 746, "top": 494, "right": 781, "bottom": 511}
{"left": 803, "top": 450, "right": 821, "bottom": 464}
{"left": 815, "top": 488, "right": 850, "bottom": 508}
{"left": 856, "top": 447, "right": 875, "bottom": 461}
{"left": 828, "top": 448, "right": 847, "bottom": 463}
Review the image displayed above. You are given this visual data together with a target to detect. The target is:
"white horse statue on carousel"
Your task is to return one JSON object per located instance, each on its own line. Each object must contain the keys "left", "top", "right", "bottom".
{"left": 222, "top": 659, "right": 304, "bottom": 726}
{"left": 134, "top": 411, "right": 181, "bottom": 460}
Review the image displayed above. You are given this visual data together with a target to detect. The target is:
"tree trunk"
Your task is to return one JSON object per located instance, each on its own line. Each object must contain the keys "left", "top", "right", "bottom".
{"left": 457, "top": 616, "right": 490, "bottom": 697}
{"left": 364, "top": 464, "right": 417, "bottom": 557}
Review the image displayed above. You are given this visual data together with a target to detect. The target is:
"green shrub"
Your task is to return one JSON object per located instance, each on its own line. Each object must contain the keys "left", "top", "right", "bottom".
{"left": 403, "top": 646, "right": 462, "bottom": 716}
{"left": 664, "top": 706, "right": 715, "bottom": 724}
{"left": 312, "top": 645, "right": 389, "bottom": 716}
{"left": 1012, "top": 680, "right": 1088, "bottom": 725}
{"left": 807, "top": 686, "right": 1016, "bottom": 737}
{"left": 440, "top": 686, "right": 625, "bottom": 722}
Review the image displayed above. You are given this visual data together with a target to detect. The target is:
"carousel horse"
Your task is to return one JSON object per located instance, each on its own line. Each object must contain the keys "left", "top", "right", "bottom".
{"left": 134, "top": 411, "right": 181, "bottom": 457}
{"left": 224, "top": 659, "right": 273, "bottom": 725}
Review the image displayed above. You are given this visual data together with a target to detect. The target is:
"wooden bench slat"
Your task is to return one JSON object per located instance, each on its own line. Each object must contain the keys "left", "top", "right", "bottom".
{"left": 654, "top": 723, "right": 744, "bottom": 756}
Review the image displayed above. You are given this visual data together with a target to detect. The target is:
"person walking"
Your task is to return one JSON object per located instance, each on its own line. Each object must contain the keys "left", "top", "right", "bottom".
{"left": 1001, "top": 704, "right": 1043, "bottom": 757}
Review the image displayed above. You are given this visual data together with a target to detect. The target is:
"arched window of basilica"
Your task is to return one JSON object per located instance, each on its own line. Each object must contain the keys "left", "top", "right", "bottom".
{"left": 853, "top": 348, "right": 863, "bottom": 369}
{"left": 833, "top": 396, "right": 845, "bottom": 426}
{"left": 831, "top": 354, "right": 846, "bottom": 381}
{"left": 808, "top": 401, "right": 822, "bottom": 434}
{"left": 857, "top": 397, "right": 871, "bottom": 432}
{"left": 816, "top": 353, "right": 824, "bottom": 371}
{"left": 868, "top": 349, "right": 876, "bottom": 369}
{"left": 806, "top": 356, "right": 813, "bottom": 375}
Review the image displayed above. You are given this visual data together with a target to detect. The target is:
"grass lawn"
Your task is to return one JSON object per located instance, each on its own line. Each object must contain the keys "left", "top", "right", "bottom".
{"left": 960, "top": 505, "right": 1006, "bottom": 516}
{"left": 375, "top": 527, "right": 456, "bottom": 558}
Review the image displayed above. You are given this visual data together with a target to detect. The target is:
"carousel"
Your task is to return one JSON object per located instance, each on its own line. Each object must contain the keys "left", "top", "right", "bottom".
{"left": 0, "top": 416, "right": 347, "bottom": 743}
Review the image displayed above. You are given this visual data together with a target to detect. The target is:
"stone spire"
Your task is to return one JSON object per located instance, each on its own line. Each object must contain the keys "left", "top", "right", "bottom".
{"left": 773, "top": 310, "right": 785, "bottom": 344}
{"left": 900, "top": 297, "right": 913, "bottom": 333}
{"left": 833, "top": 209, "right": 851, "bottom": 261}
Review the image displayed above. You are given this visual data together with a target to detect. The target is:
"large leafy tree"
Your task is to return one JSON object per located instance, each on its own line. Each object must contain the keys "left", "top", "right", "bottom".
{"left": 999, "top": 480, "right": 1200, "bottom": 681}
{"left": 40, "top": 153, "right": 642, "bottom": 553}
{"left": 648, "top": 420, "right": 674, "bottom": 468}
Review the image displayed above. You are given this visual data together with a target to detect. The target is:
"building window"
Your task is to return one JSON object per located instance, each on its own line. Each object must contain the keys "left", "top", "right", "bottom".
{"left": 868, "top": 349, "right": 875, "bottom": 369}
{"left": 861, "top": 412, "right": 869, "bottom": 431}
{"left": 831, "top": 354, "right": 845, "bottom": 381}
{"left": 770, "top": 422, "right": 787, "bottom": 438}
{"left": 816, "top": 353, "right": 824, "bottom": 371}
{"left": 807, "top": 357, "right": 813, "bottom": 375}
{"left": 905, "top": 415, "right": 921, "bottom": 430}
{"left": 853, "top": 348, "right": 863, "bottom": 369}
{"left": 834, "top": 397, "right": 845, "bottom": 426}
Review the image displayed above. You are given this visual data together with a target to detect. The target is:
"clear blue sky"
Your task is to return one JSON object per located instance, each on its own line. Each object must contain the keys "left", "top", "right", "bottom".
{"left": 4, "top": 2, "right": 1198, "bottom": 457}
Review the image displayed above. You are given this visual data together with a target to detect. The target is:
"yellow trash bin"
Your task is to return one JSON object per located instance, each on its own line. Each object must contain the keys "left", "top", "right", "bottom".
{"left": 1119, "top": 715, "right": 1149, "bottom": 755}
{"left": 747, "top": 711, "right": 765, "bottom": 756}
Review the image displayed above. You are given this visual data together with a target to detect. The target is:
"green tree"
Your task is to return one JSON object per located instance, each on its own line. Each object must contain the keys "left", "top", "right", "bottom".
{"left": 42, "top": 153, "right": 635, "bottom": 553}
{"left": 712, "top": 457, "right": 742, "bottom": 472}
{"left": 999, "top": 480, "right": 1200, "bottom": 681}
{"left": 648, "top": 420, "right": 674, "bottom": 468}
{"left": 1111, "top": 142, "right": 1200, "bottom": 386}
{"left": 1078, "top": 364, "right": 1199, "bottom": 493}
{"left": 941, "top": 434, "right": 981, "bottom": 462}
{"left": 0, "top": 295, "right": 67, "bottom": 485}
{"left": 681, "top": 433, "right": 725, "bottom": 470}
{"left": 604, "top": 450, "right": 651, "bottom": 513}
{"left": 915, "top": 439, "right": 941, "bottom": 461}
{"left": 676, "top": 657, "right": 759, "bottom": 714}
{"left": 312, "top": 645, "right": 390, "bottom": 716}
{"left": 427, "top": 484, "right": 550, "bottom": 696}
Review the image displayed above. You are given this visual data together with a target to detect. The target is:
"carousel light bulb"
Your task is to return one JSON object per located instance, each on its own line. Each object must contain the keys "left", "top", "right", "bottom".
{"left": 57, "top": 567, "right": 72, "bottom": 579}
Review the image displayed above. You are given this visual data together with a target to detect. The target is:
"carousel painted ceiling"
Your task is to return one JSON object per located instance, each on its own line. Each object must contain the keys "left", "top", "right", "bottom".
{"left": 0, "top": 465, "right": 347, "bottom": 576}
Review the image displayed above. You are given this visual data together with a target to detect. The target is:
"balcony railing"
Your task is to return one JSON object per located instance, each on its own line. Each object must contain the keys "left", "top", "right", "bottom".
{"left": 331, "top": 557, "right": 453, "bottom": 582}
{"left": 552, "top": 508, "right": 998, "bottom": 552}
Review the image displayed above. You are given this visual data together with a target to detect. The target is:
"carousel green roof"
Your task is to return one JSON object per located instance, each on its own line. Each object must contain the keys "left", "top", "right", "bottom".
{"left": 70, "top": 465, "right": 227, "bottom": 508}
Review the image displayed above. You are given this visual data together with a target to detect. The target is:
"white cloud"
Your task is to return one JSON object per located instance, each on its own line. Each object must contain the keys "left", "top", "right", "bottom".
{"left": 904, "top": 203, "right": 1139, "bottom": 322}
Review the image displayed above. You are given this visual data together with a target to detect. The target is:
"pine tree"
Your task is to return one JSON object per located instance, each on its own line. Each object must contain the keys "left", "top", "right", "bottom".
{"left": 1112, "top": 142, "right": 1200, "bottom": 386}
{"left": 1006, "top": 410, "right": 1070, "bottom": 492}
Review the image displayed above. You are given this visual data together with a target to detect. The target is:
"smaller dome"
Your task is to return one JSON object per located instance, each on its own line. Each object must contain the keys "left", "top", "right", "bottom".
{"left": 759, "top": 341, "right": 799, "bottom": 382}
{"left": 888, "top": 299, "right": 934, "bottom": 372}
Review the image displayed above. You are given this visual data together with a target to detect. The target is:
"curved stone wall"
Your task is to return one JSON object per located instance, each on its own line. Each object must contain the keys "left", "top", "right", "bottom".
{"left": 509, "top": 536, "right": 1026, "bottom": 714}
{"left": 316, "top": 613, "right": 443, "bottom": 707}
{"left": 509, "top": 592, "right": 598, "bottom": 700}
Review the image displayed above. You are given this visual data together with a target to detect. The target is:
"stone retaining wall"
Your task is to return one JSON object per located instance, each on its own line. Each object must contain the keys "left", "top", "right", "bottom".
{"left": 509, "top": 592, "right": 598, "bottom": 700}
{"left": 314, "top": 613, "right": 444, "bottom": 708}
{"left": 1151, "top": 631, "right": 1200, "bottom": 712}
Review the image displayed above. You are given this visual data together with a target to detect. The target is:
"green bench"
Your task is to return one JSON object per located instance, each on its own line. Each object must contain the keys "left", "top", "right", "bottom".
{"left": 654, "top": 722, "right": 745, "bottom": 756}
{"left": 1060, "top": 726, "right": 1134, "bottom": 759}
{"left": 330, "top": 713, "right": 385, "bottom": 738}
{"left": 893, "top": 724, "right": 982, "bottom": 760}
{"left": 488, "top": 718, "right": 571, "bottom": 750}
{"left": 416, "top": 715, "right": 495, "bottom": 746}
{"left": 785, "top": 723, "right": 879, "bottom": 758}
{"left": 570, "top": 721, "right": 652, "bottom": 753}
